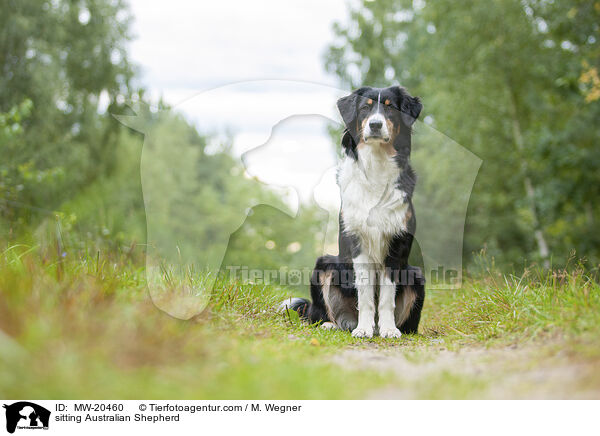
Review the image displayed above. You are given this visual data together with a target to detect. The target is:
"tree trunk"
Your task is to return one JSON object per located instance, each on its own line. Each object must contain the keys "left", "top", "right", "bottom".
{"left": 507, "top": 89, "right": 550, "bottom": 269}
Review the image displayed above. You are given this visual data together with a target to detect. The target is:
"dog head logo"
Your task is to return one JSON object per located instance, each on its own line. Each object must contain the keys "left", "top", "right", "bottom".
{"left": 3, "top": 402, "right": 50, "bottom": 433}
{"left": 114, "top": 81, "right": 481, "bottom": 319}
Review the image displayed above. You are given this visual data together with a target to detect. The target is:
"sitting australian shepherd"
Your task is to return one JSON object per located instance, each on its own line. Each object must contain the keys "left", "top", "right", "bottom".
{"left": 285, "top": 86, "right": 426, "bottom": 338}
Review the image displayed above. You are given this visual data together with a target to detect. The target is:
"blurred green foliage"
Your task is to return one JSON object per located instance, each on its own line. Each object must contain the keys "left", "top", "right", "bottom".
{"left": 0, "top": 0, "right": 325, "bottom": 275}
{"left": 1, "top": 0, "right": 135, "bottom": 225}
{"left": 325, "top": 0, "right": 600, "bottom": 270}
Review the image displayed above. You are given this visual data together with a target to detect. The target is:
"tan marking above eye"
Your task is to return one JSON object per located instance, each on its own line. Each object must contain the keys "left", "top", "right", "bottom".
{"left": 367, "top": 98, "right": 373, "bottom": 104}
{"left": 385, "top": 99, "right": 391, "bottom": 105}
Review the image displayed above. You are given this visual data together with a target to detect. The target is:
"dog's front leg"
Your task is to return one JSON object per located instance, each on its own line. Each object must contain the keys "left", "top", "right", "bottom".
{"left": 378, "top": 271, "right": 402, "bottom": 338}
{"left": 351, "top": 254, "right": 375, "bottom": 338}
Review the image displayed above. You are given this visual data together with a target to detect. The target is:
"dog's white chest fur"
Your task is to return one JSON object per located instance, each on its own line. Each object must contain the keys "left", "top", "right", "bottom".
{"left": 338, "top": 147, "right": 410, "bottom": 264}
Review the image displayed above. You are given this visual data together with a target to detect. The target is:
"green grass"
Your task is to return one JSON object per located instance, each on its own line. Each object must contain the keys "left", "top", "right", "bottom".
{"left": 0, "top": 244, "right": 388, "bottom": 398}
{"left": 1, "top": 244, "right": 599, "bottom": 399}
{"left": 423, "top": 266, "right": 600, "bottom": 347}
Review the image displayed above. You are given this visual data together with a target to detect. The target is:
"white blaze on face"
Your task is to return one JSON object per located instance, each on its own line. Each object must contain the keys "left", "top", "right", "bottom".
{"left": 363, "top": 92, "right": 390, "bottom": 142}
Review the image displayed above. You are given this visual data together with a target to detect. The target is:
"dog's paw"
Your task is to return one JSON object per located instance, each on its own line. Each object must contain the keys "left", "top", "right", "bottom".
{"left": 320, "top": 322, "right": 338, "bottom": 330}
{"left": 379, "top": 326, "right": 402, "bottom": 339}
{"left": 351, "top": 326, "right": 374, "bottom": 338}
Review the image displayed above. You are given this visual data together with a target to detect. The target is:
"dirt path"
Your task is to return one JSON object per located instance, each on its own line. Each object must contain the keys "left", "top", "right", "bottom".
{"left": 332, "top": 343, "right": 600, "bottom": 399}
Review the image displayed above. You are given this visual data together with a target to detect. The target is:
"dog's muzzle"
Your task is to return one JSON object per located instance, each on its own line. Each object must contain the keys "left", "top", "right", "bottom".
{"left": 364, "top": 113, "right": 390, "bottom": 142}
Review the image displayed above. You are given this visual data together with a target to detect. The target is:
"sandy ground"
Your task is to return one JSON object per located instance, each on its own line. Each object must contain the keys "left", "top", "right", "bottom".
{"left": 331, "top": 343, "right": 600, "bottom": 399}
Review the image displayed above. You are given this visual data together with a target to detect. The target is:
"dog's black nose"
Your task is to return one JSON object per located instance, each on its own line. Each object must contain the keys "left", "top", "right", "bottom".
{"left": 369, "top": 120, "right": 383, "bottom": 131}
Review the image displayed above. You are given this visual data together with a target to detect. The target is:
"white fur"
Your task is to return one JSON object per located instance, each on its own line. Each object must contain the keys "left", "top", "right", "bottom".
{"left": 352, "top": 253, "right": 376, "bottom": 337}
{"left": 320, "top": 321, "right": 338, "bottom": 330}
{"left": 338, "top": 146, "right": 409, "bottom": 264}
{"left": 378, "top": 273, "right": 402, "bottom": 338}
{"left": 338, "top": 144, "right": 410, "bottom": 338}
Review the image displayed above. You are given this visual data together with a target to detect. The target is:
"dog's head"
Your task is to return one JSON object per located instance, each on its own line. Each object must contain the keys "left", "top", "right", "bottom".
{"left": 337, "top": 86, "right": 422, "bottom": 160}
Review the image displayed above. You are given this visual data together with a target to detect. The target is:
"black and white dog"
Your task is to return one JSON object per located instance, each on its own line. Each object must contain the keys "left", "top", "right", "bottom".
{"left": 285, "top": 86, "right": 425, "bottom": 338}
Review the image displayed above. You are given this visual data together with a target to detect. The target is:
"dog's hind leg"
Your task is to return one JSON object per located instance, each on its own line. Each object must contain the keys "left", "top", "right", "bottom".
{"left": 283, "top": 255, "right": 358, "bottom": 330}
{"left": 280, "top": 256, "right": 332, "bottom": 324}
{"left": 395, "top": 266, "right": 426, "bottom": 334}
{"left": 304, "top": 256, "right": 336, "bottom": 324}
{"left": 321, "top": 271, "right": 358, "bottom": 332}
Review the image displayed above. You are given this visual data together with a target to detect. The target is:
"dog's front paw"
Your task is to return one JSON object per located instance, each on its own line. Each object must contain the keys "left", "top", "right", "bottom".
{"left": 351, "top": 326, "right": 374, "bottom": 338}
{"left": 379, "top": 326, "right": 402, "bottom": 339}
{"left": 320, "top": 322, "right": 338, "bottom": 330}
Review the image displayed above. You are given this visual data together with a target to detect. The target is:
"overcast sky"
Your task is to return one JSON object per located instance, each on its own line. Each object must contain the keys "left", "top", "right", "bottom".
{"left": 127, "top": 0, "right": 352, "bottom": 210}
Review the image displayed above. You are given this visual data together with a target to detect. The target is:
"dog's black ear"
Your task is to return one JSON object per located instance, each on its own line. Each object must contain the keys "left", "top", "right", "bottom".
{"left": 341, "top": 128, "right": 357, "bottom": 157}
{"left": 337, "top": 92, "right": 358, "bottom": 129}
{"left": 391, "top": 86, "right": 422, "bottom": 127}
{"left": 401, "top": 95, "right": 422, "bottom": 127}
